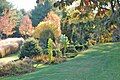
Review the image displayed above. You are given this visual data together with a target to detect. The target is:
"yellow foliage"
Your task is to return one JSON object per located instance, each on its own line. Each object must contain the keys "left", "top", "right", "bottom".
{"left": 87, "top": 39, "right": 96, "bottom": 46}
{"left": 44, "top": 11, "right": 61, "bottom": 28}
{"left": 99, "top": 32, "right": 112, "bottom": 43}
{"left": 33, "top": 55, "right": 49, "bottom": 63}
{"left": 33, "top": 21, "right": 61, "bottom": 39}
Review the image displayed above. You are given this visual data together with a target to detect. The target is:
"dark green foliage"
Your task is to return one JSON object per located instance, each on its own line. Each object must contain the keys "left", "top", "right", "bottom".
{"left": 66, "top": 45, "right": 78, "bottom": 53}
{"left": 83, "top": 44, "right": 89, "bottom": 50}
{"left": 65, "top": 45, "right": 78, "bottom": 58}
{"left": 39, "top": 30, "right": 55, "bottom": 49}
{"left": 65, "top": 53, "right": 78, "bottom": 58}
{"left": 53, "top": 49, "right": 62, "bottom": 57}
{"left": 42, "top": 49, "right": 48, "bottom": 55}
{"left": 75, "top": 45, "right": 84, "bottom": 51}
{"left": 19, "top": 38, "right": 42, "bottom": 58}
{"left": 31, "top": 0, "right": 52, "bottom": 26}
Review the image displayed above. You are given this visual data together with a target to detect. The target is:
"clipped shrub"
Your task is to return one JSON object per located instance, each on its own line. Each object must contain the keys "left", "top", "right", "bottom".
{"left": 0, "top": 38, "right": 25, "bottom": 57}
{"left": 0, "top": 43, "right": 19, "bottom": 58}
{"left": 0, "top": 38, "right": 25, "bottom": 46}
{"left": 0, "top": 46, "right": 8, "bottom": 58}
{"left": 19, "top": 38, "right": 42, "bottom": 59}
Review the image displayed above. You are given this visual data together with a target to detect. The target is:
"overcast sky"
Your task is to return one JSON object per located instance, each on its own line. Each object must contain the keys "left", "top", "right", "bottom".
{"left": 7, "top": 0, "right": 36, "bottom": 11}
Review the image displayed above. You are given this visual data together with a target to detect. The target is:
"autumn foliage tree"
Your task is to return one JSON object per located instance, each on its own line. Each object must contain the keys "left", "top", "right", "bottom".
{"left": 19, "top": 15, "right": 34, "bottom": 38}
{"left": 53, "top": 0, "right": 120, "bottom": 43}
{"left": 0, "top": 10, "right": 16, "bottom": 38}
{"left": 44, "top": 11, "right": 61, "bottom": 28}
{"left": 0, "top": 0, "right": 12, "bottom": 16}
{"left": 33, "top": 11, "right": 61, "bottom": 48}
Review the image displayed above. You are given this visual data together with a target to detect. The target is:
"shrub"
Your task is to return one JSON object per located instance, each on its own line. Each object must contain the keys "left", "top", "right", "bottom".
{"left": 65, "top": 45, "right": 78, "bottom": 58}
{"left": 66, "top": 45, "right": 78, "bottom": 53}
{"left": 0, "top": 38, "right": 25, "bottom": 57}
{"left": 83, "top": 44, "right": 89, "bottom": 50}
{"left": 0, "top": 43, "right": 20, "bottom": 58}
{"left": 48, "top": 38, "right": 54, "bottom": 63}
{"left": 0, "top": 60, "right": 35, "bottom": 77}
{"left": 75, "top": 45, "right": 84, "bottom": 51}
{"left": 33, "top": 54, "right": 49, "bottom": 64}
{"left": 60, "top": 34, "right": 69, "bottom": 56}
{"left": 99, "top": 32, "right": 112, "bottom": 43}
{"left": 32, "top": 54, "right": 66, "bottom": 64}
{"left": 52, "top": 49, "right": 62, "bottom": 57}
{"left": 53, "top": 57, "right": 67, "bottom": 64}
{"left": 87, "top": 39, "right": 96, "bottom": 46}
{"left": 39, "top": 29, "right": 55, "bottom": 49}
{"left": 19, "top": 38, "right": 42, "bottom": 59}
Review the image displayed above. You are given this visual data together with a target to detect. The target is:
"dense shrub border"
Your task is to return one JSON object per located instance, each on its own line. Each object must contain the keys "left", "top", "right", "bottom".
{"left": 0, "top": 59, "right": 35, "bottom": 77}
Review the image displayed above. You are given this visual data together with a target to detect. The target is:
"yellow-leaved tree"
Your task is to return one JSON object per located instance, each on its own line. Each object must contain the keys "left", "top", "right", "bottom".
{"left": 33, "top": 11, "right": 61, "bottom": 48}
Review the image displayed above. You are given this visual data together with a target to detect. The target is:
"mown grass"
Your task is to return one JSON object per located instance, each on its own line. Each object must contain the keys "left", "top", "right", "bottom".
{"left": 1, "top": 42, "right": 120, "bottom": 80}
{"left": 0, "top": 53, "right": 18, "bottom": 64}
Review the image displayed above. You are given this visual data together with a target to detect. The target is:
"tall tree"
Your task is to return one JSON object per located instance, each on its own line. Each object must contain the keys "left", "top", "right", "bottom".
{"left": 31, "top": 0, "right": 52, "bottom": 27}
{"left": 53, "top": 0, "right": 120, "bottom": 43}
{"left": 11, "top": 9, "right": 24, "bottom": 37}
{"left": 19, "top": 15, "right": 34, "bottom": 38}
{"left": 0, "top": 0, "right": 12, "bottom": 16}
{"left": 0, "top": 10, "right": 16, "bottom": 38}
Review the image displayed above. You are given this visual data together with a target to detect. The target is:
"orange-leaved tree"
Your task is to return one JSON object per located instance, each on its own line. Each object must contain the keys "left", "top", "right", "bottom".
{"left": 19, "top": 15, "right": 34, "bottom": 38}
{"left": 0, "top": 10, "right": 16, "bottom": 38}
{"left": 33, "top": 11, "right": 61, "bottom": 39}
{"left": 44, "top": 11, "right": 61, "bottom": 28}
{"left": 33, "top": 11, "right": 61, "bottom": 48}
{"left": 43, "top": 11, "right": 61, "bottom": 38}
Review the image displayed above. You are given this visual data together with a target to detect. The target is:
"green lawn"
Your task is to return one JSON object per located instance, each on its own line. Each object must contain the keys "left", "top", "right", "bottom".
{"left": 1, "top": 42, "right": 120, "bottom": 80}
{"left": 0, "top": 53, "right": 18, "bottom": 64}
